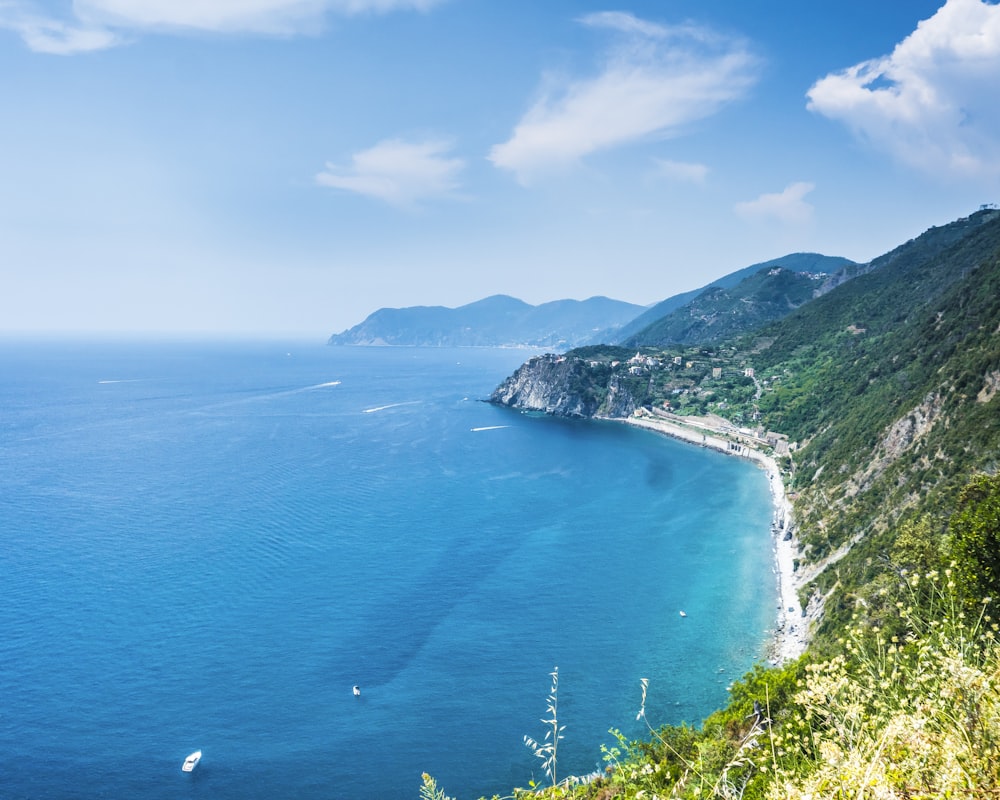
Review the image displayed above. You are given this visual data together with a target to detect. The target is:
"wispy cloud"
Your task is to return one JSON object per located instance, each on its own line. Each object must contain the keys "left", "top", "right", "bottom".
{"left": 0, "top": 7, "right": 120, "bottom": 54}
{"left": 489, "top": 12, "right": 759, "bottom": 184}
{"left": 315, "top": 138, "right": 466, "bottom": 208}
{"left": 735, "top": 182, "right": 816, "bottom": 225}
{"left": 0, "top": 0, "right": 446, "bottom": 53}
{"left": 652, "top": 158, "right": 709, "bottom": 184}
{"left": 807, "top": 0, "right": 1000, "bottom": 180}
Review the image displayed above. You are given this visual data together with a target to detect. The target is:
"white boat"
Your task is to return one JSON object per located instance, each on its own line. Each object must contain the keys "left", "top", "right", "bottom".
{"left": 182, "top": 750, "right": 202, "bottom": 772}
{"left": 679, "top": 610, "right": 687, "bottom": 618}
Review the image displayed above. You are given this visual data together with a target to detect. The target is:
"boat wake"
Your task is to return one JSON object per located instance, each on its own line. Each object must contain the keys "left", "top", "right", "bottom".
{"left": 362, "top": 401, "right": 421, "bottom": 414}
{"left": 470, "top": 425, "right": 509, "bottom": 432}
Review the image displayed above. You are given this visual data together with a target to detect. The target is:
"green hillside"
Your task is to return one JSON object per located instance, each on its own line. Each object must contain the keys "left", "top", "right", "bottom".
{"left": 461, "top": 208, "right": 1000, "bottom": 800}
{"left": 623, "top": 266, "right": 830, "bottom": 347}
{"left": 746, "top": 208, "right": 1000, "bottom": 641}
{"left": 610, "top": 253, "right": 855, "bottom": 345}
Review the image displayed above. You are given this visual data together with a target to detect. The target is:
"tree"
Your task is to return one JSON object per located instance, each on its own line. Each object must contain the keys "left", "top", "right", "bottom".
{"left": 950, "top": 473, "right": 1000, "bottom": 603}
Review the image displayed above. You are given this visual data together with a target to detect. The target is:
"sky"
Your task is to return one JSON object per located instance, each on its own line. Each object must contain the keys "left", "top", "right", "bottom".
{"left": 2, "top": 0, "right": 1000, "bottom": 338}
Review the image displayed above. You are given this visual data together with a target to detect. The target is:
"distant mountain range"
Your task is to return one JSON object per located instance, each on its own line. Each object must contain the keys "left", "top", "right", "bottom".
{"left": 329, "top": 253, "right": 859, "bottom": 349}
{"left": 327, "top": 294, "right": 646, "bottom": 349}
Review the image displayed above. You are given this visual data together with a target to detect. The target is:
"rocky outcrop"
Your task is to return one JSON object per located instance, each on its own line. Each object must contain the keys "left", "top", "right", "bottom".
{"left": 490, "top": 354, "right": 640, "bottom": 418}
{"left": 979, "top": 369, "right": 1000, "bottom": 404}
{"left": 880, "top": 392, "right": 943, "bottom": 460}
{"left": 604, "top": 375, "right": 638, "bottom": 418}
{"left": 838, "top": 391, "right": 946, "bottom": 499}
{"left": 490, "top": 355, "right": 599, "bottom": 417}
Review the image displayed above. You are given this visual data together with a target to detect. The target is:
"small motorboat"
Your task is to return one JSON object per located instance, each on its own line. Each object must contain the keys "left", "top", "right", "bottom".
{"left": 182, "top": 750, "right": 202, "bottom": 772}
{"left": 353, "top": 685, "right": 361, "bottom": 697}
{"left": 679, "top": 610, "right": 687, "bottom": 618}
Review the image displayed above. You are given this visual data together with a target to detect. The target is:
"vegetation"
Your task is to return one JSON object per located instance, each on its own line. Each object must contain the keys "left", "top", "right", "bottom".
{"left": 615, "top": 253, "right": 856, "bottom": 346}
{"left": 522, "top": 668, "right": 566, "bottom": 791}
{"left": 435, "top": 209, "right": 1000, "bottom": 798}
{"left": 625, "top": 267, "right": 831, "bottom": 348}
{"left": 951, "top": 474, "right": 1000, "bottom": 608}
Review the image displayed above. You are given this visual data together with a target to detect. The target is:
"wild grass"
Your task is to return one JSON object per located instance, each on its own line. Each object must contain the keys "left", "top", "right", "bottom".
{"left": 421, "top": 772, "right": 457, "bottom": 800}
{"left": 424, "top": 569, "right": 1000, "bottom": 800}
{"left": 522, "top": 667, "right": 566, "bottom": 794}
{"left": 767, "top": 568, "right": 1000, "bottom": 799}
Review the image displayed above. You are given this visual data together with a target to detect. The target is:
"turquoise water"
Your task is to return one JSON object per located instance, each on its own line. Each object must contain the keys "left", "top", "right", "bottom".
{"left": 0, "top": 341, "right": 776, "bottom": 799}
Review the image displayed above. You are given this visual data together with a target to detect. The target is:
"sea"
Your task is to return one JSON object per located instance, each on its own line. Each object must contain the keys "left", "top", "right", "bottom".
{"left": 0, "top": 340, "right": 777, "bottom": 799}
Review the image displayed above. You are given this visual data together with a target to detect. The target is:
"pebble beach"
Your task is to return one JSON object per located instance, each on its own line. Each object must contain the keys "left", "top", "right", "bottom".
{"left": 618, "top": 411, "right": 810, "bottom": 662}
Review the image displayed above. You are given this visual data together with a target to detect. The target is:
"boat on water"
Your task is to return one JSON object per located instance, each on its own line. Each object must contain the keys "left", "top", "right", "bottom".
{"left": 182, "top": 750, "right": 202, "bottom": 772}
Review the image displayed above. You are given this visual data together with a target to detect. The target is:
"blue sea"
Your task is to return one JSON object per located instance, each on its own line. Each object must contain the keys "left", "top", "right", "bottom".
{"left": 0, "top": 341, "right": 777, "bottom": 799}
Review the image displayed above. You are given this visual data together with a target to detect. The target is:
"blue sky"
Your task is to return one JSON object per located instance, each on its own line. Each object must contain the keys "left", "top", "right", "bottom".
{"left": 2, "top": 0, "right": 999, "bottom": 337}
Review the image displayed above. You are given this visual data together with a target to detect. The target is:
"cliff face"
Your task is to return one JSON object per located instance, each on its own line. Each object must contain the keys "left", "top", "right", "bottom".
{"left": 490, "top": 354, "right": 636, "bottom": 418}
{"left": 604, "top": 374, "right": 638, "bottom": 417}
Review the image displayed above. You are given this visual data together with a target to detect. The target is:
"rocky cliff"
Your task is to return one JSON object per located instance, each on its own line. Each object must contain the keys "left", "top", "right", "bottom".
{"left": 489, "top": 353, "right": 639, "bottom": 418}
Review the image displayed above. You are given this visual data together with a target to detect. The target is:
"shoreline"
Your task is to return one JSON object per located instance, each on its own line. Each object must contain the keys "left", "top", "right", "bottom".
{"left": 609, "top": 411, "right": 810, "bottom": 662}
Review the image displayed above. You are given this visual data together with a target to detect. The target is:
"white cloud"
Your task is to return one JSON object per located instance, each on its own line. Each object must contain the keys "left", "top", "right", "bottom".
{"left": 73, "top": 0, "right": 331, "bottom": 35}
{"left": 580, "top": 10, "right": 671, "bottom": 39}
{"left": 316, "top": 138, "right": 465, "bottom": 207}
{"left": 76, "top": 0, "right": 443, "bottom": 33}
{"left": 735, "top": 182, "right": 816, "bottom": 225}
{"left": 807, "top": 0, "right": 1000, "bottom": 180}
{"left": 0, "top": 9, "right": 120, "bottom": 54}
{"left": 489, "top": 12, "right": 759, "bottom": 184}
{"left": 0, "top": 0, "right": 445, "bottom": 53}
{"left": 652, "top": 158, "right": 708, "bottom": 184}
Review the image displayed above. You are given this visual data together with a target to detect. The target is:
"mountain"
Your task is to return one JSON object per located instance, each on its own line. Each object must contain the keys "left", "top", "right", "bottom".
{"left": 327, "top": 294, "right": 646, "bottom": 349}
{"left": 610, "top": 253, "right": 856, "bottom": 344}
{"left": 491, "top": 207, "right": 1000, "bottom": 647}
{"left": 330, "top": 255, "right": 856, "bottom": 350}
{"left": 623, "top": 265, "right": 830, "bottom": 347}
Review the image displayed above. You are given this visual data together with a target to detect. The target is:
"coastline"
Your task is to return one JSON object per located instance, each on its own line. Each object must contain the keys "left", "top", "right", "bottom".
{"left": 611, "top": 411, "right": 810, "bottom": 662}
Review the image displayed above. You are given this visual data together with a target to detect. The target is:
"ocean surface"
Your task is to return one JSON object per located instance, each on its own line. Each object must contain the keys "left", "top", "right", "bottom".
{"left": 0, "top": 341, "right": 777, "bottom": 799}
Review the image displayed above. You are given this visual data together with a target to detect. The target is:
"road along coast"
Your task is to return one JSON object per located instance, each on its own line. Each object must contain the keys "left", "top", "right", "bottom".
{"left": 609, "top": 408, "right": 810, "bottom": 662}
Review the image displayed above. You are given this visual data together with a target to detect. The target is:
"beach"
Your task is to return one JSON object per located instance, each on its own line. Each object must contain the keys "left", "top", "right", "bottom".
{"left": 614, "top": 410, "right": 810, "bottom": 662}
